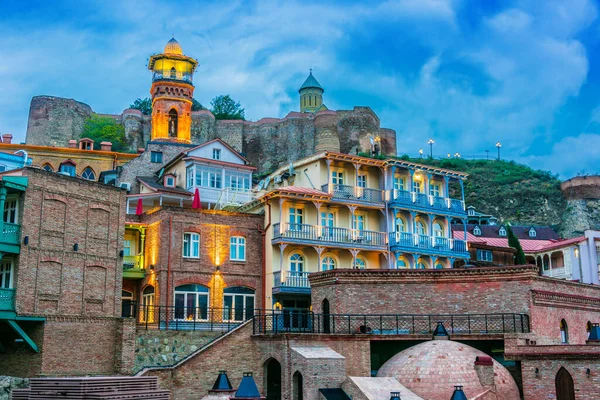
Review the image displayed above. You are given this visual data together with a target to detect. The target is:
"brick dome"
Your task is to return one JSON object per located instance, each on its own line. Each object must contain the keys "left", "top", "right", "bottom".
{"left": 377, "top": 340, "right": 520, "bottom": 400}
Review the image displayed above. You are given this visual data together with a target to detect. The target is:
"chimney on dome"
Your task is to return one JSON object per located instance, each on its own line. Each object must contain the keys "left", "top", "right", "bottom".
{"left": 433, "top": 321, "right": 449, "bottom": 340}
{"left": 211, "top": 370, "right": 234, "bottom": 392}
{"left": 1, "top": 134, "right": 12, "bottom": 144}
{"left": 390, "top": 391, "right": 401, "bottom": 400}
{"left": 474, "top": 356, "right": 495, "bottom": 387}
{"left": 100, "top": 141, "right": 113, "bottom": 152}
{"left": 230, "top": 372, "right": 265, "bottom": 400}
{"left": 450, "top": 386, "right": 467, "bottom": 400}
{"left": 68, "top": 140, "right": 77, "bottom": 149}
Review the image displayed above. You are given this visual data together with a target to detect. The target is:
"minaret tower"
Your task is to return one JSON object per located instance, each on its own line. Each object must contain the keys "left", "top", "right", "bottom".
{"left": 299, "top": 69, "right": 327, "bottom": 113}
{"left": 148, "top": 38, "right": 198, "bottom": 142}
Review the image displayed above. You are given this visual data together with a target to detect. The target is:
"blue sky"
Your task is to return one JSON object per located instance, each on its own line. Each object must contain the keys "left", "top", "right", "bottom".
{"left": 1, "top": 0, "right": 600, "bottom": 178}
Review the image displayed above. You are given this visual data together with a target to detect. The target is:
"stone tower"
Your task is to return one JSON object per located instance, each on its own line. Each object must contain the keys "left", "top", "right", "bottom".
{"left": 299, "top": 70, "right": 327, "bottom": 113}
{"left": 147, "top": 38, "right": 198, "bottom": 142}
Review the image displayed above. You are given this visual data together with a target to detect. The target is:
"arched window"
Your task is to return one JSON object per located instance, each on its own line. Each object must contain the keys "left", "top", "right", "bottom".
{"left": 290, "top": 253, "right": 304, "bottom": 273}
{"left": 355, "top": 257, "right": 366, "bottom": 269}
{"left": 416, "top": 257, "right": 428, "bottom": 269}
{"left": 174, "top": 284, "right": 209, "bottom": 321}
{"left": 170, "top": 67, "right": 177, "bottom": 79}
{"left": 498, "top": 226, "right": 507, "bottom": 237}
{"left": 587, "top": 321, "right": 593, "bottom": 339}
{"left": 529, "top": 227, "right": 537, "bottom": 237}
{"left": 223, "top": 286, "right": 255, "bottom": 321}
{"left": 141, "top": 285, "right": 155, "bottom": 323}
{"left": 321, "top": 256, "right": 335, "bottom": 271}
{"left": 433, "top": 222, "right": 444, "bottom": 237}
{"left": 396, "top": 255, "right": 408, "bottom": 269}
{"left": 473, "top": 226, "right": 481, "bottom": 236}
{"left": 416, "top": 221, "right": 426, "bottom": 235}
{"left": 560, "top": 319, "right": 569, "bottom": 344}
{"left": 435, "top": 262, "right": 444, "bottom": 269}
{"left": 395, "top": 216, "right": 406, "bottom": 232}
{"left": 168, "top": 109, "right": 178, "bottom": 138}
{"left": 42, "top": 163, "right": 54, "bottom": 172}
{"left": 81, "top": 167, "right": 95, "bottom": 181}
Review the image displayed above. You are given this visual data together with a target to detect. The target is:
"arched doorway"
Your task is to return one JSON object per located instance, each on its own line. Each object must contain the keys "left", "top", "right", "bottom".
{"left": 265, "top": 358, "right": 281, "bottom": 400}
{"left": 293, "top": 371, "right": 303, "bottom": 400}
{"left": 322, "top": 298, "right": 330, "bottom": 334}
{"left": 555, "top": 367, "right": 575, "bottom": 400}
{"left": 168, "top": 109, "right": 178, "bottom": 138}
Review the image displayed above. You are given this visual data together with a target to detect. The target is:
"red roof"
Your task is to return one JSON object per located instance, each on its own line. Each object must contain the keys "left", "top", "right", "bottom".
{"left": 276, "top": 186, "right": 330, "bottom": 196}
{"left": 453, "top": 231, "right": 586, "bottom": 253}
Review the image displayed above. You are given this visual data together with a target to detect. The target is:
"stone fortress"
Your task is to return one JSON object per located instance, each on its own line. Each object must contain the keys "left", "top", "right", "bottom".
{"left": 24, "top": 38, "right": 397, "bottom": 175}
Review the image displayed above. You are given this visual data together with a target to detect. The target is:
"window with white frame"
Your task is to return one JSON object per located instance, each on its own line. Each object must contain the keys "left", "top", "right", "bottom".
{"left": 4, "top": 196, "right": 18, "bottom": 224}
{"left": 174, "top": 284, "right": 209, "bottom": 321}
{"left": 321, "top": 256, "right": 336, "bottom": 271}
{"left": 164, "top": 175, "right": 175, "bottom": 187}
{"left": 499, "top": 227, "right": 507, "bottom": 237}
{"left": 413, "top": 180, "right": 422, "bottom": 193}
{"left": 0, "top": 258, "right": 13, "bottom": 288}
{"left": 395, "top": 216, "right": 406, "bottom": 232}
{"left": 212, "top": 148, "right": 221, "bottom": 160}
{"left": 186, "top": 166, "right": 194, "bottom": 189}
{"left": 226, "top": 171, "right": 250, "bottom": 191}
{"left": 196, "top": 167, "right": 222, "bottom": 189}
{"left": 357, "top": 175, "right": 367, "bottom": 188}
{"left": 529, "top": 227, "right": 537, "bottom": 238}
{"left": 468, "top": 208, "right": 475, "bottom": 216}
{"left": 223, "top": 286, "right": 254, "bottom": 321}
{"left": 331, "top": 171, "right": 344, "bottom": 185}
{"left": 290, "top": 253, "right": 304, "bottom": 273}
{"left": 393, "top": 177, "right": 405, "bottom": 191}
{"left": 473, "top": 226, "right": 481, "bottom": 236}
{"left": 123, "top": 239, "right": 132, "bottom": 257}
{"left": 416, "top": 221, "right": 426, "bottom": 235}
{"left": 183, "top": 232, "right": 200, "bottom": 258}
{"left": 429, "top": 182, "right": 440, "bottom": 197}
{"left": 352, "top": 213, "right": 365, "bottom": 231}
{"left": 476, "top": 249, "right": 493, "bottom": 262}
{"left": 230, "top": 236, "right": 246, "bottom": 261}
{"left": 289, "top": 207, "right": 304, "bottom": 226}
{"left": 433, "top": 222, "right": 444, "bottom": 237}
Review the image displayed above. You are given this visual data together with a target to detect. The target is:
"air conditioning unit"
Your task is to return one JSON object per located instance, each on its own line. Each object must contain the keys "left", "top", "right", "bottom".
{"left": 119, "top": 182, "right": 131, "bottom": 191}
{"left": 274, "top": 175, "right": 282, "bottom": 184}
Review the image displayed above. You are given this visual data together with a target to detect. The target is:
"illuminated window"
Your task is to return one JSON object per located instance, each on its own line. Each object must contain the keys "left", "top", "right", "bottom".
{"left": 230, "top": 236, "right": 246, "bottom": 261}
{"left": 560, "top": 319, "right": 569, "bottom": 344}
{"left": 123, "top": 240, "right": 131, "bottom": 257}
{"left": 170, "top": 67, "right": 177, "bottom": 79}
{"left": 321, "top": 256, "right": 336, "bottom": 271}
{"left": 3, "top": 196, "right": 18, "bottom": 224}
{"left": 395, "top": 216, "right": 406, "bottom": 232}
{"left": 0, "top": 258, "right": 13, "bottom": 288}
{"left": 183, "top": 232, "right": 200, "bottom": 258}
{"left": 81, "top": 167, "right": 95, "bottom": 181}
{"left": 174, "top": 284, "right": 209, "bottom": 321}
{"left": 141, "top": 286, "right": 155, "bottom": 323}
{"left": 413, "top": 180, "right": 422, "bottom": 193}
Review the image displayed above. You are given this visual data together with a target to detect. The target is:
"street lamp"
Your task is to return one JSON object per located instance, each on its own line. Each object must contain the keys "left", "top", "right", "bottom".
{"left": 496, "top": 142, "right": 501, "bottom": 160}
{"left": 428, "top": 139, "right": 434, "bottom": 158}
{"left": 419, "top": 148, "right": 423, "bottom": 158}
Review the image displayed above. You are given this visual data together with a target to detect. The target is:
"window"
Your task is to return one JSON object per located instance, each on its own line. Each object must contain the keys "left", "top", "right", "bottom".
{"left": 186, "top": 166, "right": 194, "bottom": 189}
{"left": 289, "top": 207, "right": 304, "bottom": 226}
{"left": 59, "top": 162, "right": 76, "bottom": 176}
{"left": 331, "top": 171, "right": 344, "bottom": 185}
{"left": 183, "top": 232, "right": 200, "bottom": 258}
{"left": 226, "top": 171, "right": 250, "bottom": 191}
{"left": 197, "top": 167, "right": 222, "bottom": 189}
{"left": 0, "top": 258, "right": 13, "bottom": 288}
{"left": 529, "top": 228, "right": 537, "bottom": 238}
{"left": 223, "top": 286, "right": 255, "bottom": 321}
{"left": 476, "top": 249, "right": 493, "bottom": 262}
{"left": 290, "top": 253, "right": 304, "bottom": 272}
{"left": 587, "top": 321, "right": 593, "bottom": 339}
{"left": 416, "top": 257, "right": 428, "bottom": 269}
{"left": 151, "top": 151, "right": 163, "bottom": 163}
{"left": 468, "top": 207, "right": 475, "bottom": 216}
{"left": 230, "top": 236, "right": 246, "bottom": 261}
{"left": 429, "top": 183, "right": 440, "bottom": 197}
{"left": 357, "top": 175, "right": 367, "bottom": 188}
{"left": 321, "top": 211, "right": 334, "bottom": 237}
{"left": 141, "top": 286, "right": 155, "bottom": 323}
{"left": 174, "top": 284, "right": 209, "bottom": 321}
{"left": 498, "top": 227, "right": 507, "bottom": 237}
{"left": 212, "top": 148, "right": 221, "bottom": 160}
{"left": 42, "top": 163, "right": 54, "bottom": 172}
{"left": 164, "top": 175, "right": 175, "bottom": 187}
{"left": 560, "top": 319, "right": 569, "bottom": 344}
{"left": 123, "top": 240, "right": 132, "bottom": 257}
{"left": 4, "top": 196, "right": 18, "bottom": 224}
{"left": 416, "top": 221, "right": 426, "bottom": 235}
{"left": 355, "top": 257, "right": 366, "bottom": 269}
{"left": 396, "top": 255, "right": 407, "bottom": 269}
{"left": 395, "top": 216, "right": 406, "bottom": 232}
{"left": 473, "top": 226, "right": 481, "bottom": 236}
{"left": 413, "top": 180, "right": 422, "bottom": 193}
{"left": 352, "top": 213, "right": 365, "bottom": 231}
{"left": 393, "top": 177, "right": 405, "bottom": 191}
{"left": 168, "top": 109, "right": 178, "bottom": 137}
{"left": 433, "top": 222, "right": 444, "bottom": 237}
{"left": 81, "top": 167, "right": 95, "bottom": 181}
{"left": 170, "top": 67, "right": 177, "bottom": 79}
{"left": 321, "top": 256, "right": 336, "bottom": 271}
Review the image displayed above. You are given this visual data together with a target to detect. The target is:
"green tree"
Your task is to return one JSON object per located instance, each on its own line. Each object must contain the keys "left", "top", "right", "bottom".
{"left": 192, "top": 98, "right": 205, "bottom": 111}
{"left": 81, "top": 115, "right": 129, "bottom": 152}
{"left": 506, "top": 224, "right": 527, "bottom": 265}
{"left": 129, "top": 98, "right": 152, "bottom": 115}
{"left": 210, "top": 95, "right": 245, "bottom": 120}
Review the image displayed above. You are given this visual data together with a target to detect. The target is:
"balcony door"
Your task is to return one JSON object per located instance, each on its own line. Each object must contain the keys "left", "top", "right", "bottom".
{"left": 174, "top": 284, "right": 209, "bottom": 321}
{"left": 321, "top": 211, "right": 334, "bottom": 239}
{"left": 4, "top": 196, "right": 18, "bottom": 224}
{"left": 223, "top": 286, "right": 255, "bottom": 322}
{"left": 0, "top": 258, "right": 13, "bottom": 288}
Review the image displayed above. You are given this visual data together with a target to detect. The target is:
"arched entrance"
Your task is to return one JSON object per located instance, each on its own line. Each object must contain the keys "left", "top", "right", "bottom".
{"left": 293, "top": 371, "right": 303, "bottom": 400}
{"left": 168, "top": 109, "right": 178, "bottom": 138}
{"left": 265, "top": 358, "right": 281, "bottom": 400}
{"left": 322, "top": 298, "right": 330, "bottom": 334}
{"left": 555, "top": 367, "right": 575, "bottom": 400}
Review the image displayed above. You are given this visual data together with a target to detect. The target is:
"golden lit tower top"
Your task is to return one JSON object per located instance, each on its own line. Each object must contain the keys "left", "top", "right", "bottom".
{"left": 147, "top": 38, "right": 198, "bottom": 142}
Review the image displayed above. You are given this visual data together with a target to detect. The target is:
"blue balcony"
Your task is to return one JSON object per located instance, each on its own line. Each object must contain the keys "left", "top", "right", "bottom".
{"left": 272, "top": 270, "right": 311, "bottom": 295}
{"left": 273, "top": 223, "right": 387, "bottom": 250}
{"left": 321, "top": 184, "right": 385, "bottom": 206}
{"left": 389, "top": 190, "right": 466, "bottom": 217}
{"left": 0, "top": 223, "right": 21, "bottom": 254}
{"left": 389, "top": 231, "right": 469, "bottom": 258}
{"left": 0, "top": 288, "right": 15, "bottom": 311}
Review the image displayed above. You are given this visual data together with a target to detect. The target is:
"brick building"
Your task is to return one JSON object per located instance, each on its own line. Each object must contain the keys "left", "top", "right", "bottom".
{"left": 0, "top": 167, "right": 133, "bottom": 377}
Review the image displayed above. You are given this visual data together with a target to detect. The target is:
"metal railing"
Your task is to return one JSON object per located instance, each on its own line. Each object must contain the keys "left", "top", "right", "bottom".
{"left": 273, "top": 270, "right": 311, "bottom": 288}
{"left": 123, "top": 255, "right": 143, "bottom": 271}
{"left": 123, "top": 304, "right": 256, "bottom": 331}
{"left": 273, "top": 223, "right": 386, "bottom": 247}
{"left": 152, "top": 70, "right": 193, "bottom": 83}
{"left": 0, "top": 223, "right": 21, "bottom": 245}
{"left": 391, "top": 190, "right": 465, "bottom": 213}
{"left": 321, "top": 184, "right": 385, "bottom": 204}
{"left": 253, "top": 311, "right": 530, "bottom": 335}
{"left": 0, "top": 288, "right": 15, "bottom": 311}
{"left": 389, "top": 232, "right": 468, "bottom": 254}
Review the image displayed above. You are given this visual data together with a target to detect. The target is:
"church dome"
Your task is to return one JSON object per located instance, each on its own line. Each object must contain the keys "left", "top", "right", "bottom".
{"left": 377, "top": 340, "right": 520, "bottom": 400}
{"left": 164, "top": 38, "right": 183, "bottom": 55}
{"left": 299, "top": 71, "right": 324, "bottom": 92}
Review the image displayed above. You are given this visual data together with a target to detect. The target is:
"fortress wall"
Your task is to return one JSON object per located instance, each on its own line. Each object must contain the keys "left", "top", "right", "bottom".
{"left": 560, "top": 176, "right": 600, "bottom": 237}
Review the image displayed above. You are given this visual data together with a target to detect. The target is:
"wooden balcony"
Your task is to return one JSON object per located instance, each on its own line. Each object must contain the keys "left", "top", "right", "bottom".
{"left": 273, "top": 223, "right": 387, "bottom": 250}
{"left": 321, "top": 184, "right": 385, "bottom": 206}
{"left": 389, "top": 231, "right": 469, "bottom": 258}
{"left": 390, "top": 189, "right": 466, "bottom": 217}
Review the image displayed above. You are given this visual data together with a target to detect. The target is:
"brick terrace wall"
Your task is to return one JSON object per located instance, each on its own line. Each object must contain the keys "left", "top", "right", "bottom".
{"left": 0, "top": 322, "right": 44, "bottom": 377}
{"left": 138, "top": 207, "right": 264, "bottom": 309}
{"left": 520, "top": 359, "right": 600, "bottom": 400}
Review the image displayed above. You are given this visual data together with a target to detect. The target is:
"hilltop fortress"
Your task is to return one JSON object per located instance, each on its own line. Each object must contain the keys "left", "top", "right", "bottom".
{"left": 24, "top": 39, "right": 396, "bottom": 174}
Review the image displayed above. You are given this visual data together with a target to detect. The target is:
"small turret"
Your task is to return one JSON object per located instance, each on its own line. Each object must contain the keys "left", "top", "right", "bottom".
{"left": 299, "top": 70, "right": 327, "bottom": 113}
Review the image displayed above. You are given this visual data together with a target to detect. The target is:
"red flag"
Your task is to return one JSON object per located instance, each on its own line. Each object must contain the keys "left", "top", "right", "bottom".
{"left": 192, "top": 188, "right": 201, "bottom": 209}
{"left": 135, "top": 198, "right": 143, "bottom": 215}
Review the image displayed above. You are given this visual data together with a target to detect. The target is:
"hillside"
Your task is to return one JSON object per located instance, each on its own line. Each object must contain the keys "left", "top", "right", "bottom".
{"left": 398, "top": 157, "right": 566, "bottom": 228}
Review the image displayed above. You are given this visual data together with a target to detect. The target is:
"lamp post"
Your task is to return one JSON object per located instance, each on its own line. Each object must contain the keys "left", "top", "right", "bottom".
{"left": 428, "top": 139, "right": 434, "bottom": 158}
{"left": 419, "top": 148, "right": 423, "bottom": 158}
{"left": 496, "top": 142, "right": 501, "bottom": 160}
{"left": 454, "top": 152, "right": 460, "bottom": 158}
{"left": 485, "top": 150, "right": 489, "bottom": 160}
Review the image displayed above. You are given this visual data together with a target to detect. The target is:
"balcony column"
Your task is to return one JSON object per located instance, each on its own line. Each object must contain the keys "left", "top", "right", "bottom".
{"left": 413, "top": 253, "right": 420, "bottom": 269}
{"left": 389, "top": 165, "right": 396, "bottom": 200}
{"left": 278, "top": 243, "right": 288, "bottom": 281}
{"left": 353, "top": 163, "right": 360, "bottom": 187}
{"left": 0, "top": 186, "right": 6, "bottom": 227}
{"left": 427, "top": 214, "right": 433, "bottom": 236}
{"left": 325, "top": 159, "right": 332, "bottom": 192}
{"left": 350, "top": 249, "right": 360, "bottom": 269}
{"left": 139, "top": 229, "right": 146, "bottom": 269}
{"left": 448, "top": 257, "right": 455, "bottom": 269}
{"left": 443, "top": 176, "right": 449, "bottom": 198}
{"left": 408, "top": 169, "right": 414, "bottom": 192}
{"left": 425, "top": 173, "right": 431, "bottom": 197}
{"left": 315, "top": 246, "right": 325, "bottom": 271}
{"left": 445, "top": 216, "right": 452, "bottom": 239}
{"left": 431, "top": 255, "right": 438, "bottom": 269}
{"left": 462, "top": 218, "right": 467, "bottom": 242}
{"left": 279, "top": 198, "right": 286, "bottom": 232}
{"left": 313, "top": 201, "right": 323, "bottom": 229}
{"left": 459, "top": 179, "right": 465, "bottom": 210}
